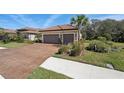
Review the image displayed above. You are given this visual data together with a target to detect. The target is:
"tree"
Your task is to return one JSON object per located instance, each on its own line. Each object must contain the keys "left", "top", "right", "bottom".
{"left": 70, "top": 15, "right": 89, "bottom": 40}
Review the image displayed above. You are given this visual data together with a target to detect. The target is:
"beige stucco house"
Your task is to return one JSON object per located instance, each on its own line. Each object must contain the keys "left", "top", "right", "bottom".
{"left": 17, "top": 27, "right": 40, "bottom": 41}
{"left": 39, "top": 24, "right": 78, "bottom": 44}
{"left": 0, "top": 29, "right": 16, "bottom": 40}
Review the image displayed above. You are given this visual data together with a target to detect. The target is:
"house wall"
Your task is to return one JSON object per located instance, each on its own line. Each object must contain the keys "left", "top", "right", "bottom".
{"left": 28, "top": 34, "right": 36, "bottom": 41}
{"left": 21, "top": 33, "right": 36, "bottom": 41}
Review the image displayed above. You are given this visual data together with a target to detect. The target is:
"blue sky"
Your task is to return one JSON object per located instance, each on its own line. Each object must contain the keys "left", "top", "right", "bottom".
{"left": 0, "top": 14, "right": 124, "bottom": 29}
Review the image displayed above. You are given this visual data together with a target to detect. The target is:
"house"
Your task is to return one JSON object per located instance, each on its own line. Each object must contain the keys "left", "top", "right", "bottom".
{"left": 17, "top": 27, "right": 40, "bottom": 41}
{"left": 39, "top": 24, "right": 79, "bottom": 44}
{"left": 0, "top": 29, "right": 16, "bottom": 40}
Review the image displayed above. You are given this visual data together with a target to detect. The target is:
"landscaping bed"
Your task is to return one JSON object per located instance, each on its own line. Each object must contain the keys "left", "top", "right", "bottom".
{"left": 28, "top": 67, "right": 71, "bottom": 79}
{"left": 54, "top": 41, "right": 124, "bottom": 72}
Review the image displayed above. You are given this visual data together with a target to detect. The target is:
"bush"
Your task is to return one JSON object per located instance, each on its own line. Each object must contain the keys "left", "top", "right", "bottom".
{"left": 2, "top": 33, "right": 11, "bottom": 44}
{"left": 86, "top": 40, "right": 111, "bottom": 53}
{"left": 16, "top": 35, "right": 24, "bottom": 43}
{"left": 8, "top": 34, "right": 18, "bottom": 41}
{"left": 69, "top": 40, "right": 84, "bottom": 56}
{"left": 97, "top": 36, "right": 107, "bottom": 42}
{"left": 2, "top": 38, "right": 10, "bottom": 44}
{"left": 57, "top": 45, "right": 70, "bottom": 54}
{"left": 57, "top": 40, "right": 84, "bottom": 56}
{"left": 103, "top": 33, "right": 112, "bottom": 41}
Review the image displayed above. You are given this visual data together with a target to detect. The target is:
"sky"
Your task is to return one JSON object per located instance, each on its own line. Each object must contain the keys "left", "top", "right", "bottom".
{"left": 0, "top": 14, "right": 124, "bottom": 29}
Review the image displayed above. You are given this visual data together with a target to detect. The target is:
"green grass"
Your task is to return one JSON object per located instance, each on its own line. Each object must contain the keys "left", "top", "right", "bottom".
{"left": 28, "top": 67, "right": 71, "bottom": 79}
{"left": 54, "top": 41, "right": 124, "bottom": 72}
{"left": 0, "top": 41, "right": 29, "bottom": 48}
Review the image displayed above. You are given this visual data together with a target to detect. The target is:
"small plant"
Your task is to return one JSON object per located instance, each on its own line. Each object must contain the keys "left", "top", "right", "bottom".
{"left": 57, "top": 45, "right": 70, "bottom": 54}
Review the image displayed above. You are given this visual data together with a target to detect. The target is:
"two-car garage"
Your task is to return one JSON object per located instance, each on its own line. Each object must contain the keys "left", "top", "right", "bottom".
{"left": 43, "top": 34, "right": 74, "bottom": 44}
{"left": 40, "top": 24, "right": 78, "bottom": 44}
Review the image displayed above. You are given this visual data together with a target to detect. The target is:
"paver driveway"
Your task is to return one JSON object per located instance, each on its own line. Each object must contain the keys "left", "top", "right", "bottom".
{"left": 0, "top": 43, "right": 58, "bottom": 79}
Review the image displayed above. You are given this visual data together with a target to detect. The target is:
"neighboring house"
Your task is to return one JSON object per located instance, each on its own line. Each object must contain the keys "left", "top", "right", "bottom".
{"left": 0, "top": 29, "right": 16, "bottom": 40}
{"left": 39, "top": 24, "right": 79, "bottom": 44}
{"left": 17, "top": 27, "right": 40, "bottom": 41}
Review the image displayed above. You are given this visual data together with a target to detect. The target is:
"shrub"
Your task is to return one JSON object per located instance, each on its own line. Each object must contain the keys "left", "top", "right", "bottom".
{"left": 57, "top": 45, "right": 70, "bottom": 54}
{"left": 97, "top": 36, "right": 107, "bottom": 42}
{"left": 86, "top": 40, "right": 111, "bottom": 53}
{"left": 16, "top": 35, "right": 24, "bottom": 43}
{"left": 2, "top": 38, "right": 10, "bottom": 44}
{"left": 8, "top": 34, "right": 18, "bottom": 41}
{"left": 103, "top": 33, "right": 112, "bottom": 41}
{"left": 57, "top": 40, "right": 84, "bottom": 56}
{"left": 2, "top": 33, "right": 11, "bottom": 44}
{"left": 69, "top": 40, "right": 84, "bottom": 56}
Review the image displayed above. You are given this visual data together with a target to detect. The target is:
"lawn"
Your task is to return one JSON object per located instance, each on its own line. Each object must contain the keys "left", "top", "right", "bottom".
{"left": 28, "top": 67, "right": 71, "bottom": 79}
{"left": 0, "top": 41, "right": 29, "bottom": 48}
{"left": 54, "top": 41, "right": 124, "bottom": 72}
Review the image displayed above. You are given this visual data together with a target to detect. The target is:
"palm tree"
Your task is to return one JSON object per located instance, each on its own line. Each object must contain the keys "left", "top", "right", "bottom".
{"left": 70, "top": 15, "right": 89, "bottom": 40}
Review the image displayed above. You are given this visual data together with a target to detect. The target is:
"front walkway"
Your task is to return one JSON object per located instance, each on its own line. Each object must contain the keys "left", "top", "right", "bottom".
{"left": 41, "top": 57, "right": 124, "bottom": 79}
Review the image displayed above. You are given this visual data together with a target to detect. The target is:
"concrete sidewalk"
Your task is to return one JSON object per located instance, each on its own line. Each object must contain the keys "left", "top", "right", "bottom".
{"left": 0, "top": 47, "right": 7, "bottom": 49}
{"left": 40, "top": 57, "right": 124, "bottom": 79}
{"left": 0, "top": 75, "right": 4, "bottom": 79}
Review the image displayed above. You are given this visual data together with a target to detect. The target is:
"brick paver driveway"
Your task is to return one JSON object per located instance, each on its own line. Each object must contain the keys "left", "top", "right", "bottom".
{"left": 0, "top": 43, "right": 58, "bottom": 79}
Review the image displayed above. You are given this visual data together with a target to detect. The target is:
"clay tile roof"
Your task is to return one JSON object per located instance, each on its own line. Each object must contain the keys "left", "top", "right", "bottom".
{"left": 17, "top": 27, "right": 40, "bottom": 34}
{"left": 40, "top": 24, "right": 77, "bottom": 32}
{"left": 3, "top": 29, "right": 16, "bottom": 34}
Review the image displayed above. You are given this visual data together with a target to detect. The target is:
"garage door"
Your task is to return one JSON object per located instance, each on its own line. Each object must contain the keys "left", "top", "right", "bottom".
{"left": 63, "top": 34, "right": 74, "bottom": 44}
{"left": 43, "top": 34, "right": 60, "bottom": 44}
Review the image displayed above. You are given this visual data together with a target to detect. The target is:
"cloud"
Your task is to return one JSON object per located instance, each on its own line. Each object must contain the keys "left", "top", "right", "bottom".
{"left": 43, "top": 14, "right": 62, "bottom": 28}
{"left": 9, "top": 14, "right": 38, "bottom": 27}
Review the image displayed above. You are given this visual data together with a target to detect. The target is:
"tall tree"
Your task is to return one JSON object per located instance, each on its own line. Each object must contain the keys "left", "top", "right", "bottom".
{"left": 70, "top": 15, "right": 89, "bottom": 40}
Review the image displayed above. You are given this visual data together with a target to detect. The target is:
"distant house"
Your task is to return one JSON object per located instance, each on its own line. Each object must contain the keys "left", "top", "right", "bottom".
{"left": 17, "top": 27, "right": 40, "bottom": 41}
{"left": 39, "top": 24, "right": 78, "bottom": 44}
{"left": 0, "top": 29, "right": 16, "bottom": 40}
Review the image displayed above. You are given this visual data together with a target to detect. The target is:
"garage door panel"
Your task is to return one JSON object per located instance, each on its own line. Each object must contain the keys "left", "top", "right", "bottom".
{"left": 43, "top": 34, "right": 60, "bottom": 44}
{"left": 63, "top": 34, "right": 74, "bottom": 44}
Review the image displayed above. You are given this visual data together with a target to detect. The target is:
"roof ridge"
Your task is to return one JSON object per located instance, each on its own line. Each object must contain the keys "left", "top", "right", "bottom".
{"left": 57, "top": 25, "right": 63, "bottom": 30}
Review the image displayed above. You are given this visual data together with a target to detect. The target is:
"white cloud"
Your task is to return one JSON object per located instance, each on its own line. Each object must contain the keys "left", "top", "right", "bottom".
{"left": 43, "top": 14, "right": 62, "bottom": 28}
{"left": 9, "top": 14, "right": 38, "bottom": 27}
